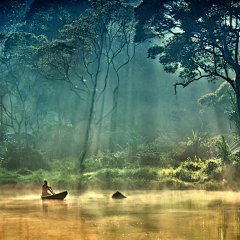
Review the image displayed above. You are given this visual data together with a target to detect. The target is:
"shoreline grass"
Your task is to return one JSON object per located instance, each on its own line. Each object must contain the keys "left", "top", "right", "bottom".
{"left": 0, "top": 166, "right": 239, "bottom": 192}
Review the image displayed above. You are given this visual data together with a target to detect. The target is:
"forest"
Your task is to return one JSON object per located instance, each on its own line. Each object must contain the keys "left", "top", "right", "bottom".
{"left": 0, "top": 0, "right": 240, "bottom": 191}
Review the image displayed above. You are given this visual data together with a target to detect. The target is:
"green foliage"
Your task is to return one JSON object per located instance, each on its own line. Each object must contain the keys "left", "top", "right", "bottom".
{"left": 1, "top": 142, "right": 49, "bottom": 171}
{"left": 227, "top": 93, "right": 240, "bottom": 134}
{"left": 83, "top": 150, "right": 128, "bottom": 171}
{"left": 198, "top": 83, "right": 239, "bottom": 137}
{"left": 145, "top": 1, "right": 240, "bottom": 84}
{"left": 1, "top": 131, "right": 240, "bottom": 191}
{"left": 198, "top": 82, "right": 232, "bottom": 108}
{"left": 198, "top": 93, "right": 218, "bottom": 108}
{"left": 45, "top": 157, "right": 79, "bottom": 188}
{"left": 80, "top": 167, "right": 159, "bottom": 189}
{"left": 142, "top": 0, "right": 240, "bottom": 134}
{"left": 203, "top": 158, "right": 224, "bottom": 182}
{"left": 231, "top": 158, "right": 240, "bottom": 182}
{"left": 132, "top": 135, "right": 179, "bottom": 167}
{"left": 185, "top": 128, "right": 218, "bottom": 160}
{"left": 89, "top": 167, "right": 158, "bottom": 182}
{"left": 205, "top": 180, "right": 226, "bottom": 191}
{"left": 216, "top": 136, "right": 231, "bottom": 165}
{"left": 0, "top": 168, "right": 20, "bottom": 185}
{"left": 175, "top": 157, "right": 207, "bottom": 183}
{"left": 205, "top": 159, "right": 220, "bottom": 175}
{"left": 18, "top": 169, "right": 44, "bottom": 186}
{"left": 79, "top": 167, "right": 158, "bottom": 189}
{"left": 83, "top": 130, "right": 219, "bottom": 172}
{"left": 49, "top": 157, "right": 77, "bottom": 173}
{"left": 125, "top": 167, "right": 158, "bottom": 180}
{"left": 136, "top": 143, "right": 160, "bottom": 166}
{"left": 158, "top": 178, "right": 196, "bottom": 190}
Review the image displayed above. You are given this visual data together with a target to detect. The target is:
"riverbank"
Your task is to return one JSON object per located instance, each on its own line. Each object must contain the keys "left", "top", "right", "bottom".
{"left": 0, "top": 164, "right": 239, "bottom": 191}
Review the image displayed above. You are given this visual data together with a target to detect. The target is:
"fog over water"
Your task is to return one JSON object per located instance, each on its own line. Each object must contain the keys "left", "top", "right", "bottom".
{"left": 0, "top": 1, "right": 238, "bottom": 239}
{"left": 1, "top": 190, "right": 240, "bottom": 240}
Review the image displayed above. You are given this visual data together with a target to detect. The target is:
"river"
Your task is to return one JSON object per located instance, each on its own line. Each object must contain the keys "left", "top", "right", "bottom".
{"left": 0, "top": 190, "right": 240, "bottom": 239}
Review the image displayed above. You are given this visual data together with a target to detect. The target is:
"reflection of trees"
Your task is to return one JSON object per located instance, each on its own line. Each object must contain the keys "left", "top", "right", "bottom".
{"left": 38, "top": 1, "right": 136, "bottom": 170}
{"left": 42, "top": 200, "right": 68, "bottom": 219}
{"left": 236, "top": 208, "right": 240, "bottom": 240}
{"left": 218, "top": 209, "right": 229, "bottom": 240}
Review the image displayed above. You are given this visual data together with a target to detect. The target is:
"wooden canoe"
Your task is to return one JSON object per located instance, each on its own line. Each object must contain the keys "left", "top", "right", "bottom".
{"left": 41, "top": 191, "right": 68, "bottom": 200}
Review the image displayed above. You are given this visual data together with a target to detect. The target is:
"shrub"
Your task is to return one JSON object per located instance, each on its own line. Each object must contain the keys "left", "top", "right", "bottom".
{"left": 49, "top": 157, "right": 78, "bottom": 173}
{"left": 1, "top": 143, "right": 49, "bottom": 171}
{"left": 18, "top": 169, "right": 44, "bottom": 185}
{"left": 128, "top": 167, "right": 158, "bottom": 180}
{"left": 205, "top": 159, "right": 221, "bottom": 175}
{"left": 207, "top": 167, "right": 223, "bottom": 181}
{"left": 80, "top": 167, "right": 159, "bottom": 189}
{"left": 205, "top": 180, "right": 226, "bottom": 190}
{"left": 216, "top": 136, "right": 231, "bottom": 165}
{"left": 136, "top": 143, "right": 160, "bottom": 166}
{"left": 0, "top": 168, "right": 20, "bottom": 185}
{"left": 93, "top": 168, "right": 121, "bottom": 181}
{"left": 175, "top": 157, "right": 207, "bottom": 182}
{"left": 232, "top": 157, "right": 240, "bottom": 180}
{"left": 83, "top": 150, "right": 129, "bottom": 171}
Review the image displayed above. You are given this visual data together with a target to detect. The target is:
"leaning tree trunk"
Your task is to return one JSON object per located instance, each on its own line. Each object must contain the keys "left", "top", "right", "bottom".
{"left": 109, "top": 91, "right": 119, "bottom": 152}
{"left": 78, "top": 82, "right": 98, "bottom": 172}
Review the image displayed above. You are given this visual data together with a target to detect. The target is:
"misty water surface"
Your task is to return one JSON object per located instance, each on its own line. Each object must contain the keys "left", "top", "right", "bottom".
{"left": 0, "top": 190, "right": 240, "bottom": 240}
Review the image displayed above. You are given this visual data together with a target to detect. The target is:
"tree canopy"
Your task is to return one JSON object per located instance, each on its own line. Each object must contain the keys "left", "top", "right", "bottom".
{"left": 135, "top": 0, "right": 240, "bottom": 129}
{"left": 36, "top": 0, "right": 136, "bottom": 169}
{"left": 1, "top": 0, "right": 240, "bottom": 171}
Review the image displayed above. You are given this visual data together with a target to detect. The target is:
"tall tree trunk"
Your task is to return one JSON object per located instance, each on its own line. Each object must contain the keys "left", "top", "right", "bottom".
{"left": 109, "top": 91, "right": 119, "bottom": 151}
{"left": 95, "top": 90, "right": 107, "bottom": 154}
{"left": 78, "top": 84, "right": 97, "bottom": 172}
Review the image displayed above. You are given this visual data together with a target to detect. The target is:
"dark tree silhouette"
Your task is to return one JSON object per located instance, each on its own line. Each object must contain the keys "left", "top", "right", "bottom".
{"left": 135, "top": 0, "right": 240, "bottom": 133}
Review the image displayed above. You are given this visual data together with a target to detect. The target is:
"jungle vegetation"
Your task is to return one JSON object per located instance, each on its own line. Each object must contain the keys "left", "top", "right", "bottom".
{"left": 0, "top": 0, "right": 240, "bottom": 190}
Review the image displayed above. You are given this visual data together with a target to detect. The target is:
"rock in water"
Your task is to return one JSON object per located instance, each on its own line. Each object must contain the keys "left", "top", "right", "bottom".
{"left": 112, "top": 191, "right": 127, "bottom": 198}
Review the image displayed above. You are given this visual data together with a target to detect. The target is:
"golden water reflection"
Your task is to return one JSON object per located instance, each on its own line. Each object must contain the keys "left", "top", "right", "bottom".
{"left": 0, "top": 190, "right": 240, "bottom": 239}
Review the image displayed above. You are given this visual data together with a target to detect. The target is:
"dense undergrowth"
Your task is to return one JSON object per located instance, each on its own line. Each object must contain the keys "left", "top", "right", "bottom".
{"left": 1, "top": 132, "right": 240, "bottom": 191}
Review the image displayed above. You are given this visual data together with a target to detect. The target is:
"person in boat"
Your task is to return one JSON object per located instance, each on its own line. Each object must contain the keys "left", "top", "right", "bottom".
{"left": 42, "top": 180, "right": 55, "bottom": 196}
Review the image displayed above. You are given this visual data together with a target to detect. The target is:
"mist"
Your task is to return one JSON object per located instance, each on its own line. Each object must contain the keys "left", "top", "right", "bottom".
{"left": 0, "top": 0, "right": 238, "bottom": 193}
{"left": 1, "top": 1, "right": 240, "bottom": 240}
